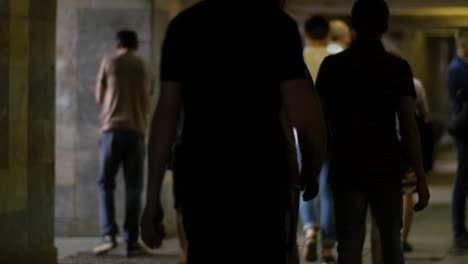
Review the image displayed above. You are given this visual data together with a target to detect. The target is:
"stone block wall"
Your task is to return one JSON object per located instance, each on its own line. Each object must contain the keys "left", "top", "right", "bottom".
{"left": 54, "top": 0, "right": 202, "bottom": 238}
{"left": 55, "top": 0, "right": 153, "bottom": 236}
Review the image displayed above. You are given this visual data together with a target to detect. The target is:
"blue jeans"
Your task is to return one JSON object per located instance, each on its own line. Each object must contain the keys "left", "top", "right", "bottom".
{"left": 299, "top": 164, "right": 336, "bottom": 248}
{"left": 452, "top": 141, "right": 468, "bottom": 237}
{"left": 334, "top": 183, "right": 404, "bottom": 264}
{"left": 97, "top": 130, "right": 145, "bottom": 243}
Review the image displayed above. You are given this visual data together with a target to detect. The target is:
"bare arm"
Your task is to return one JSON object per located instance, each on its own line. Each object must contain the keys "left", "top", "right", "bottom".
{"left": 146, "top": 82, "right": 182, "bottom": 210}
{"left": 397, "top": 96, "right": 430, "bottom": 211}
{"left": 96, "top": 83, "right": 106, "bottom": 105}
{"left": 281, "top": 79, "right": 327, "bottom": 200}
{"left": 96, "top": 59, "right": 107, "bottom": 105}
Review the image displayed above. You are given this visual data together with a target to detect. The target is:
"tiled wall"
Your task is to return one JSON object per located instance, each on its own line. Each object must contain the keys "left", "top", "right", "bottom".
{"left": 55, "top": 0, "right": 153, "bottom": 236}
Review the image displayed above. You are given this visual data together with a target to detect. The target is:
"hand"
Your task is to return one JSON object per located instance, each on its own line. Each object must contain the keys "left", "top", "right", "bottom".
{"left": 140, "top": 204, "right": 165, "bottom": 249}
{"left": 302, "top": 178, "right": 319, "bottom": 201}
{"left": 414, "top": 180, "right": 430, "bottom": 212}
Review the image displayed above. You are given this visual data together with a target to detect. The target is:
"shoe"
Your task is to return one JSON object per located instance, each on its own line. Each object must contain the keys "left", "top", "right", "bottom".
{"left": 304, "top": 236, "right": 318, "bottom": 262}
{"left": 321, "top": 248, "right": 336, "bottom": 264}
{"left": 93, "top": 235, "right": 117, "bottom": 255}
{"left": 126, "top": 242, "right": 147, "bottom": 258}
{"left": 402, "top": 241, "right": 413, "bottom": 253}
{"left": 454, "top": 234, "right": 468, "bottom": 250}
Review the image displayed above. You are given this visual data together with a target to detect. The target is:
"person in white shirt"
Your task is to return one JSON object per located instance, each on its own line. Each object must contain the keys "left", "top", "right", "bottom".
{"left": 327, "top": 19, "right": 352, "bottom": 54}
{"left": 299, "top": 15, "right": 336, "bottom": 263}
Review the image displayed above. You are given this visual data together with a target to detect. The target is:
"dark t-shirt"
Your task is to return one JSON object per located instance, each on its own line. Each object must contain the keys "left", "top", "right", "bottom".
{"left": 316, "top": 40, "right": 415, "bottom": 188}
{"left": 160, "top": 1, "right": 305, "bottom": 209}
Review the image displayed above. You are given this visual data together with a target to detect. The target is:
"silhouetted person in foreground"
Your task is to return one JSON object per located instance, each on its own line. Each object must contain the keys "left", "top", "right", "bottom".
{"left": 447, "top": 29, "right": 468, "bottom": 250}
{"left": 315, "top": 1, "right": 430, "bottom": 263}
{"left": 140, "top": 0, "right": 327, "bottom": 263}
{"left": 93, "top": 30, "right": 152, "bottom": 257}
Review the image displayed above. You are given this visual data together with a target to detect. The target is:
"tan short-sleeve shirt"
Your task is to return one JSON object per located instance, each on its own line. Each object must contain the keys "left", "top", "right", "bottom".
{"left": 97, "top": 54, "right": 151, "bottom": 136}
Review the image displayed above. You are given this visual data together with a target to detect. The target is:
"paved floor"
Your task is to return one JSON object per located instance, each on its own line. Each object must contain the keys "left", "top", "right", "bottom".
{"left": 58, "top": 148, "right": 468, "bottom": 263}
{"left": 57, "top": 205, "right": 468, "bottom": 264}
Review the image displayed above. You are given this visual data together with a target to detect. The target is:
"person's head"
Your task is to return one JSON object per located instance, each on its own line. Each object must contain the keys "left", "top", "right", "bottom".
{"left": 116, "top": 30, "right": 139, "bottom": 52}
{"left": 456, "top": 29, "right": 468, "bottom": 59}
{"left": 304, "top": 15, "right": 330, "bottom": 45}
{"left": 329, "top": 19, "right": 351, "bottom": 49}
{"left": 351, "top": 0, "right": 389, "bottom": 39}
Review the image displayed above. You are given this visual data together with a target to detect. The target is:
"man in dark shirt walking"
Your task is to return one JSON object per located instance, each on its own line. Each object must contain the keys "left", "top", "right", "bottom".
{"left": 447, "top": 29, "right": 468, "bottom": 249}
{"left": 140, "top": 0, "right": 327, "bottom": 263}
{"left": 316, "top": 1, "right": 430, "bottom": 263}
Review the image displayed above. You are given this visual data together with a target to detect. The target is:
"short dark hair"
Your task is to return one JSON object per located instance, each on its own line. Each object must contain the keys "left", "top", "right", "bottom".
{"left": 304, "top": 16, "right": 330, "bottom": 41}
{"left": 351, "top": 0, "right": 389, "bottom": 38}
{"left": 116, "top": 30, "right": 139, "bottom": 50}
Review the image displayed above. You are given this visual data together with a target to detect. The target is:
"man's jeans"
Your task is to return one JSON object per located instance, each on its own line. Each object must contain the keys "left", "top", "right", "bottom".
{"left": 299, "top": 164, "right": 336, "bottom": 248}
{"left": 452, "top": 141, "right": 468, "bottom": 237}
{"left": 97, "top": 130, "right": 145, "bottom": 243}
{"left": 334, "top": 183, "right": 404, "bottom": 264}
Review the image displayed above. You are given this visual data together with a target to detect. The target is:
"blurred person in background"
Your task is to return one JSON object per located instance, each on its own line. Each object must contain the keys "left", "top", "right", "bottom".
{"left": 327, "top": 19, "right": 352, "bottom": 54}
{"left": 401, "top": 77, "right": 432, "bottom": 253}
{"left": 447, "top": 28, "right": 468, "bottom": 250}
{"left": 93, "top": 30, "right": 152, "bottom": 257}
{"left": 316, "top": 1, "right": 430, "bottom": 263}
{"left": 300, "top": 15, "right": 336, "bottom": 263}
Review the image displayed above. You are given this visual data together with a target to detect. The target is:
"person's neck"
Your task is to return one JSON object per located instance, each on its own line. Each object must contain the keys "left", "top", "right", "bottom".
{"left": 117, "top": 48, "right": 135, "bottom": 56}
{"left": 306, "top": 40, "right": 327, "bottom": 48}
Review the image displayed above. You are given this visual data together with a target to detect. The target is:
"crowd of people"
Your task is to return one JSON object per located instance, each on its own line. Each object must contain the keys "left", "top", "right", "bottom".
{"left": 88, "top": 0, "right": 468, "bottom": 263}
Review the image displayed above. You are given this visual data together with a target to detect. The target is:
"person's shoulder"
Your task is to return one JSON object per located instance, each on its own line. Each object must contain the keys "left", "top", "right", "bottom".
{"left": 272, "top": 9, "right": 299, "bottom": 30}
{"left": 273, "top": 8, "right": 297, "bottom": 23}
{"left": 384, "top": 52, "right": 412, "bottom": 73}
{"left": 170, "top": 1, "right": 210, "bottom": 25}
{"left": 321, "top": 50, "right": 348, "bottom": 67}
{"left": 386, "top": 51, "right": 408, "bottom": 66}
{"left": 447, "top": 57, "right": 463, "bottom": 73}
{"left": 413, "top": 78, "right": 423, "bottom": 88}
{"left": 101, "top": 55, "right": 117, "bottom": 68}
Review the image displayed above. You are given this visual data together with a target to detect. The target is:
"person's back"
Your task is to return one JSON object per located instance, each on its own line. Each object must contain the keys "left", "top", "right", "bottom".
{"left": 164, "top": 1, "right": 301, "bottom": 201}
{"left": 94, "top": 30, "right": 150, "bottom": 257}
{"left": 99, "top": 54, "right": 148, "bottom": 136}
{"left": 446, "top": 29, "right": 468, "bottom": 249}
{"left": 318, "top": 44, "right": 413, "bottom": 184}
{"left": 303, "top": 16, "right": 331, "bottom": 80}
{"left": 316, "top": 1, "right": 429, "bottom": 263}
{"left": 156, "top": 1, "right": 309, "bottom": 263}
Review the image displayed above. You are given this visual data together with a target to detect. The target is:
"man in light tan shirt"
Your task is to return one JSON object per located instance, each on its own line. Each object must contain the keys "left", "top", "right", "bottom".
{"left": 93, "top": 30, "right": 151, "bottom": 257}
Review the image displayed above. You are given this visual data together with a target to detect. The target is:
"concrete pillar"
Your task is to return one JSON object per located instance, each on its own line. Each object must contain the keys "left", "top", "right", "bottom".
{"left": 0, "top": 0, "right": 57, "bottom": 263}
